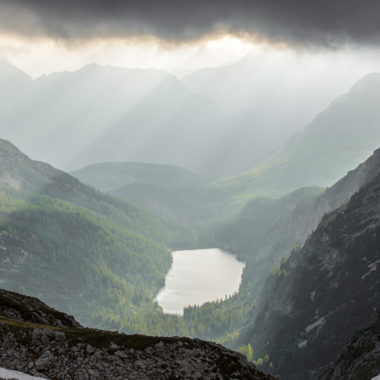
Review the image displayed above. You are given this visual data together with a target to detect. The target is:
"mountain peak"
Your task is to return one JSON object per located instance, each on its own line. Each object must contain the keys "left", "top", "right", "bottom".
{"left": 0, "top": 60, "right": 32, "bottom": 82}
{"left": 349, "top": 72, "right": 380, "bottom": 94}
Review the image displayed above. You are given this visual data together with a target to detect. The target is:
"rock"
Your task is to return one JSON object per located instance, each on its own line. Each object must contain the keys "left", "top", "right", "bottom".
{"left": 35, "top": 352, "right": 54, "bottom": 371}
{"left": 0, "top": 287, "right": 275, "bottom": 380}
{"left": 54, "top": 331, "right": 66, "bottom": 342}
{"left": 115, "top": 351, "right": 128, "bottom": 359}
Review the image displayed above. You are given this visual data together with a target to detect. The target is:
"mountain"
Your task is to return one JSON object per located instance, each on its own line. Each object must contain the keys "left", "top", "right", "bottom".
{"left": 0, "top": 60, "right": 32, "bottom": 95}
{"left": 2, "top": 60, "right": 380, "bottom": 181}
{"left": 71, "top": 162, "right": 234, "bottom": 225}
{"left": 71, "top": 161, "right": 206, "bottom": 192}
{"left": 219, "top": 73, "right": 380, "bottom": 199}
{"left": 0, "top": 63, "right": 172, "bottom": 171}
{"left": 185, "top": 146, "right": 380, "bottom": 364}
{"left": 0, "top": 287, "right": 275, "bottom": 380}
{"left": 0, "top": 62, "right": 244, "bottom": 178}
{"left": 72, "top": 70, "right": 380, "bottom": 223}
{"left": 213, "top": 147, "right": 380, "bottom": 305}
{"left": 74, "top": 75, "right": 230, "bottom": 177}
{"left": 0, "top": 60, "right": 33, "bottom": 135}
{"left": 239, "top": 149, "right": 380, "bottom": 379}
{"left": 0, "top": 137, "right": 195, "bottom": 247}
{"left": 0, "top": 138, "right": 196, "bottom": 335}
{"left": 71, "top": 161, "right": 210, "bottom": 224}
{"left": 183, "top": 51, "right": 376, "bottom": 172}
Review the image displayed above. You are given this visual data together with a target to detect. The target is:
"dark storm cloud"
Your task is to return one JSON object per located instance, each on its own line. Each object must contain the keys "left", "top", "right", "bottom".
{"left": 1, "top": 0, "right": 380, "bottom": 46}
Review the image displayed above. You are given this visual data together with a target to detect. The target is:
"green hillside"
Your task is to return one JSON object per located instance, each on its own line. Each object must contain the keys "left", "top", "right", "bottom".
{"left": 0, "top": 187, "right": 170, "bottom": 329}
{"left": 72, "top": 161, "right": 235, "bottom": 226}
{"left": 0, "top": 138, "right": 196, "bottom": 249}
{"left": 71, "top": 161, "right": 205, "bottom": 191}
{"left": 0, "top": 138, "right": 198, "bottom": 335}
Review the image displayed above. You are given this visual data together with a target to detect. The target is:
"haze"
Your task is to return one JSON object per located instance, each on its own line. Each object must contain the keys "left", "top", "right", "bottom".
{"left": 1, "top": 2, "right": 380, "bottom": 379}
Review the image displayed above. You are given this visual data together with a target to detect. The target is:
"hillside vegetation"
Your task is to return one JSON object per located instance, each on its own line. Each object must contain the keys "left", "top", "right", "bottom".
{"left": 0, "top": 138, "right": 198, "bottom": 335}
{"left": 71, "top": 162, "right": 223, "bottom": 225}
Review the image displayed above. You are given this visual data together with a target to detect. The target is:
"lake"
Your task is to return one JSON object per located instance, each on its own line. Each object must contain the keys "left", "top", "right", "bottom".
{"left": 155, "top": 248, "right": 245, "bottom": 315}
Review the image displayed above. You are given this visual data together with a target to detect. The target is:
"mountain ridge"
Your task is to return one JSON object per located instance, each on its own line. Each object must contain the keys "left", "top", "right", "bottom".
{"left": 0, "top": 287, "right": 275, "bottom": 380}
{"left": 219, "top": 72, "right": 380, "bottom": 199}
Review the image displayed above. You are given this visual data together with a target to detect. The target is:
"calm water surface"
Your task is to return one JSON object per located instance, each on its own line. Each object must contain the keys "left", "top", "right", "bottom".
{"left": 155, "top": 248, "right": 245, "bottom": 315}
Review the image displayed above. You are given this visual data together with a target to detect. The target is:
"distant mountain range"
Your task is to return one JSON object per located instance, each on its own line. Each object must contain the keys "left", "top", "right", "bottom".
{"left": 183, "top": 51, "right": 375, "bottom": 170}
{"left": 71, "top": 161, "right": 206, "bottom": 191}
{"left": 220, "top": 73, "right": 380, "bottom": 198}
{"left": 2, "top": 58, "right": 379, "bottom": 181}
{"left": 71, "top": 72, "right": 380, "bottom": 228}
{"left": 0, "top": 61, "right": 234, "bottom": 177}
{"left": 71, "top": 162, "right": 238, "bottom": 226}
{"left": 71, "top": 162, "right": 216, "bottom": 225}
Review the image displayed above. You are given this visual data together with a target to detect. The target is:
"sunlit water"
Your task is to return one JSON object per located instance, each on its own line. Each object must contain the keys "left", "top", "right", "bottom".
{"left": 155, "top": 248, "right": 245, "bottom": 315}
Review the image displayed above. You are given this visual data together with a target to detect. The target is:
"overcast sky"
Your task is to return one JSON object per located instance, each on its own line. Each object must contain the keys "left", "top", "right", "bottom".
{"left": 1, "top": 0, "right": 380, "bottom": 45}
{"left": 0, "top": 1, "right": 380, "bottom": 77}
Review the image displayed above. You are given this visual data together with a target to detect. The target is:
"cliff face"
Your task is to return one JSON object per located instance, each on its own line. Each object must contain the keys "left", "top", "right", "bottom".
{"left": 241, "top": 167, "right": 380, "bottom": 379}
{"left": 320, "top": 313, "right": 380, "bottom": 380}
{"left": 0, "top": 289, "right": 80, "bottom": 329}
{"left": 0, "top": 288, "right": 275, "bottom": 380}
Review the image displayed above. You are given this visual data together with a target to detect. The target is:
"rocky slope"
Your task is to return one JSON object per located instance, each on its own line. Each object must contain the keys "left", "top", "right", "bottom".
{"left": 0, "top": 289, "right": 79, "bottom": 329}
{"left": 240, "top": 156, "right": 380, "bottom": 379}
{"left": 320, "top": 313, "right": 380, "bottom": 380}
{"left": 0, "top": 288, "right": 275, "bottom": 380}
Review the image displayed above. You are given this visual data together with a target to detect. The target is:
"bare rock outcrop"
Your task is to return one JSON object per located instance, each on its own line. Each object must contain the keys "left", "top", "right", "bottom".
{"left": 0, "top": 288, "right": 275, "bottom": 380}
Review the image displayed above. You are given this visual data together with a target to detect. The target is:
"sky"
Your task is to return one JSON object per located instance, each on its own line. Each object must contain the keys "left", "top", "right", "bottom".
{"left": 0, "top": 34, "right": 256, "bottom": 78}
{"left": 0, "top": 1, "right": 380, "bottom": 77}
{"left": 1, "top": 0, "right": 380, "bottom": 45}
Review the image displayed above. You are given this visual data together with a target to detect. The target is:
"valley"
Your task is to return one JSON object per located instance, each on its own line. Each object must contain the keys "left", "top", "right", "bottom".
{"left": 1, "top": 20, "right": 380, "bottom": 379}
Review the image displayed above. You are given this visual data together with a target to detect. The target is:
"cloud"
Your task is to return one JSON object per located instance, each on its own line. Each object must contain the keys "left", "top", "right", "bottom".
{"left": 0, "top": 0, "right": 380, "bottom": 47}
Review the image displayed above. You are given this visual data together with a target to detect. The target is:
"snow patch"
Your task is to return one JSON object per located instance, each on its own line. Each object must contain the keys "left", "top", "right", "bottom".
{"left": 305, "top": 316, "right": 326, "bottom": 334}
{"left": 361, "top": 259, "right": 380, "bottom": 280}
{"left": 0, "top": 368, "right": 48, "bottom": 380}
{"left": 371, "top": 375, "right": 380, "bottom": 380}
{"left": 298, "top": 340, "right": 307, "bottom": 348}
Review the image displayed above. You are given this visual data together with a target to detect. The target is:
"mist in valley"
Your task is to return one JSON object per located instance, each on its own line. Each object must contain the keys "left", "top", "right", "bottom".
{"left": 1, "top": 1, "right": 380, "bottom": 380}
